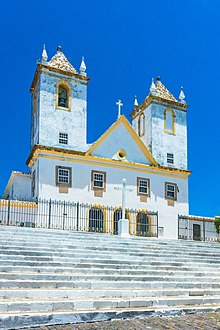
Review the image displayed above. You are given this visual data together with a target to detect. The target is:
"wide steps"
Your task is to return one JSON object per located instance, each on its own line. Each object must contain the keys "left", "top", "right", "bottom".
{"left": 0, "top": 226, "right": 219, "bottom": 329}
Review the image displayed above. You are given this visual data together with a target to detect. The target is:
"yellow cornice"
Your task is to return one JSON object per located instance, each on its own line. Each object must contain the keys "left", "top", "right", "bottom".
{"left": 85, "top": 115, "right": 158, "bottom": 166}
{"left": 130, "top": 95, "right": 188, "bottom": 120}
{"left": 30, "top": 63, "right": 90, "bottom": 93}
{"left": 26, "top": 145, "right": 191, "bottom": 180}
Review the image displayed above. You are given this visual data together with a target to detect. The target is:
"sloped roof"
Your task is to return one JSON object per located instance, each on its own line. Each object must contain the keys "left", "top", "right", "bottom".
{"left": 48, "top": 48, "right": 78, "bottom": 74}
{"left": 155, "top": 80, "right": 178, "bottom": 102}
{"left": 86, "top": 115, "right": 158, "bottom": 166}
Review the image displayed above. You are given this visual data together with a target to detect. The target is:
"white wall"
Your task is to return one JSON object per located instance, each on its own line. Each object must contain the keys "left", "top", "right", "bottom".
{"left": 37, "top": 156, "right": 189, "bottom": 239}
{"left": 33, "top": 71, "right": 88, "bottom": 152}
{"left": 8, "top": 175, "right": 32, "bottom": 200}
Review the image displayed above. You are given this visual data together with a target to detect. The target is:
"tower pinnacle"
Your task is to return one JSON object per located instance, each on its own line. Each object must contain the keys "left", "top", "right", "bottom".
{"left": 179, "top": 86, "right": 186, "bottom": 103}
{"left": 80, "top": 56, "right": 87, "bottom": 76}
{"left": 133, "top": 95, "right": 138, "bottom": 109}
{"left": 41, "top": 44, "right": 48, "bottom": 63}
{"left": 150, "top": 78, "right": 156, "bottom": 96}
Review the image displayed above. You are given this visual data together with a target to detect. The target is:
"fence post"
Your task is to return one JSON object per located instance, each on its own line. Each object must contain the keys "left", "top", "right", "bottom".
{"left": 48, "top": 199, "right": 52, "bottom": 229}
{"left": 177, "top": 214, "right": 180, "bottom": 239}
{"left": 63, "top": 201, "right": 66, "bottom": 230}
{"left": 203, "top": 221, "right": 206, "bottom": 241}
{"left": 7, "top": 198, "right": 11, "bottom": 226}
{"left": 156, "top": 211, "right": 159, "bottom": 237}
{"left": 76, "top": 202, "right": 79, "bottom": 231}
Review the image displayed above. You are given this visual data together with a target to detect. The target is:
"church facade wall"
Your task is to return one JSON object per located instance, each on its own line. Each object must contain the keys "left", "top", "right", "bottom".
{"left": 34, "top": 156, "right": 189, "bottom": 239}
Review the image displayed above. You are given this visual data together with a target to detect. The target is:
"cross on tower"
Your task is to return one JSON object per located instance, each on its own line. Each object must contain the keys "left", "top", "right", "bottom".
{"left": 114, "top": 178, "right": 133, "bottom": 219}
{"left": 116, "top": 100, "right": 123, "bottom": 119}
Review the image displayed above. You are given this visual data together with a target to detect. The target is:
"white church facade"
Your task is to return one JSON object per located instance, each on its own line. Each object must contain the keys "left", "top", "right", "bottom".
{"left": 3, "top": 46, "right": 216, "bottom": 240}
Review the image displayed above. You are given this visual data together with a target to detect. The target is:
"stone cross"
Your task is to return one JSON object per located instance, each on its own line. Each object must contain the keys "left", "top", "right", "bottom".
{"left": 114, "top": 178, "right": 133, "bottom": 219}
{"left": 116, "top": 100, "right": 123, "bottom": 119}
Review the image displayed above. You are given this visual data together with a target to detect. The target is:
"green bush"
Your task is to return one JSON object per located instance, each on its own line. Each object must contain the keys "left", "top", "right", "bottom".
{"left": 214, "top": 217, "right": 220, "bottom": 234}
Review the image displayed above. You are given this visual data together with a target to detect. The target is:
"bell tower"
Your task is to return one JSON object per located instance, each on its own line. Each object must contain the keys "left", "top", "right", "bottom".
{"left": 131, "top": 77, "right": 188, "bottom": 170}
{"left": 30, "top": 46, "right": 90, "bottom": 152}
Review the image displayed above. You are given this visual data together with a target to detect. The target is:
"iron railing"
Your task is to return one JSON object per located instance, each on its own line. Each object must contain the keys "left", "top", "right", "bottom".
{"left": 0, "top": 198, "right": 158, "bottom": 237}
{"left": 178, "top": 215, "right": 218, "bottom": 242}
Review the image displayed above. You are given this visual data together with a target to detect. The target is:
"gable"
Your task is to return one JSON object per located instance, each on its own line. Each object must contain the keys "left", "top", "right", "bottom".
{"left": 86, "top": 116, "right": 157, "bottom": 166}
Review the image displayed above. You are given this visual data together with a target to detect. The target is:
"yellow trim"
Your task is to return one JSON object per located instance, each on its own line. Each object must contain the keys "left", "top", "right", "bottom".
{"left": 56, "top": 80, "right": 71, "bottom": 111}
{"left": 87, "top": 204, "right": 107, "bottom": 233}
{"left": 0, "top": 200, "right": 37, "bottom": 208}
{"left": 130, "top": 95, "right": 188, "bottom": 120}
{"left": 28, "top": 148, "right": 191, "bottom": 180}
{"left": 85, "top": 115, "right": 158, "bottom": 166}
{"left": 164, "top": 108, "right": 176, "bottom": 135}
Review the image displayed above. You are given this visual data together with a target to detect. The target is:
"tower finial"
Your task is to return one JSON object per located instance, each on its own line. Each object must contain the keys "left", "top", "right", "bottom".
{"left": 150, "top": 78, "right": 156, "bottom": 96}
{"left": 41, "top": 44, "right": 48, "bottom": 63}
{"left": 80, "top": 56, "right": 87, "bottom": 76}
{"left": 179, "top": 86, "right": 186, "bottom": 103}
{"left": 57, "top": 45, "right": 62, "bottom": 53}
{"left": 133, "top": 95, "right": 138, "bottom": 109}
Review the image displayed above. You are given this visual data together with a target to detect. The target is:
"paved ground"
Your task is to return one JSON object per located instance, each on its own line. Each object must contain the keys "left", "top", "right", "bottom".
{"left": 20, "top": 312, "right": 220, "bottom": 330}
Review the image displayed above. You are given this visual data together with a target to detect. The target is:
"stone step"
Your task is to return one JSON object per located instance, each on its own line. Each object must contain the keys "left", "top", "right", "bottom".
{"left": 1, "top": 305, "right": 220, "bottom": 330}
{"left": 0, "top": 280, "right": 219, "bottom": 290}
{"left": 1, "top": 288, "right": 220, "bottom": 301}
{"left": 0, "top": 259, "right": 219, "bottom": 270}
{"left": 0, "top": 273, "right": 220, "bottom": 283}
{"left": 1, "top": 249, "right": 220, "bottom": 262}
{"left": 1, "top": 296, "right": 220, "bottom": 314}
{"left": 0, "top": 266, "right": 219, "bottom": 277}
{"left": 0, "top": 235, "right": 219, "bottom": 253}
{"left": 1, "top": 254, "right": 220, "bottom": 267}
{"left": 0, "top": 228, "right": 218, "bottom": 249}
{"left": 0, "top": 264, "right": 218, "bottom": 273}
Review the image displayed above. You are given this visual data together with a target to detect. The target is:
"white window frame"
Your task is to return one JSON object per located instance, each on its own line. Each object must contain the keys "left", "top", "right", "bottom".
{"left": 59, "top": 132, "right": 68, "bottom": 145}
{"left": 137, "top": 178, "right": 150, "bottom": 196}
{"left": 58, "top": 168, "right": 70, "bottom": 184}
{"left": 93, "top": 172, "right": 104, "bottom": 189}
{"left": 91, "top": 170, "right": 106, "bottom": 191}
{"left": 165, "top": 182, "right": 177, "bottom": 200}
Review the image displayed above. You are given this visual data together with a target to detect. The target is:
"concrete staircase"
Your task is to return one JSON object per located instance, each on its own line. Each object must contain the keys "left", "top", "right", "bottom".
{"left": 0, "top": 226, "right": 220, "bottom": 329}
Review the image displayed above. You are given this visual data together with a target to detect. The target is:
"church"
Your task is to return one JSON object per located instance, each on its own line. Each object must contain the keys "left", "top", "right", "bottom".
{"left": 2, "top": 45, "right": 205, "bottom": 240}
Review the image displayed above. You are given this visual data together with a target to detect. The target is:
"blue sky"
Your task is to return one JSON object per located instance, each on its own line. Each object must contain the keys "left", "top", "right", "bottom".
{"left": 0, "top": 0, "right": 219, "bottom": 217}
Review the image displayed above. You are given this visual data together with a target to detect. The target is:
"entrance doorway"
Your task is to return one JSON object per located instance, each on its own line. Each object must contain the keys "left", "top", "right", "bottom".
{"left": 193, "top": 224, "right": 201, "bottom": 240}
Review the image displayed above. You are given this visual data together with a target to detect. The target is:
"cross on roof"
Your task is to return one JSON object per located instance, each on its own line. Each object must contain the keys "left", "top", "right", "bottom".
{"left": 116, "top": 100, "right": 123, "bottom": 119}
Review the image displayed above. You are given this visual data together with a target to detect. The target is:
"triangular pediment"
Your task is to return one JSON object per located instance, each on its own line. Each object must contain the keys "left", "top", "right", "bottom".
{"left": 86, "top": 116, "right": 157, "bottom": 166}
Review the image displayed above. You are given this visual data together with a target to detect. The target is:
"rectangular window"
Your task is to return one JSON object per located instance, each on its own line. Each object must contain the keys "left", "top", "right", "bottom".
{"left": 59, "top": 133, "right": 68, "bottom": 145}
{"left": 167, "top": 153, "right": 174, "bottom": 164}
{"left": 165, "top": 182, "right": 177, "bottom": 200}
{"left": 137, "top": 177, "right": 150, "bottom": 196}
{"left": 91, "top": 170, "right": 106, "bottom": 191}
{"left": 56, "top": 166, "right": 72, "bottom": 187}
{"left": 32, "top": 170, "right": 36, "bottom": 197}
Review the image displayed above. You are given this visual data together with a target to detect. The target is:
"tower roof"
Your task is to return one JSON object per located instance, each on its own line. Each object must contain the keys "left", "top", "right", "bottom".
{"left": 47, "top": 46, "right": 78, "bottom": 74}
{"left": 154, "top": 77, "right": 178, "bottom": 102}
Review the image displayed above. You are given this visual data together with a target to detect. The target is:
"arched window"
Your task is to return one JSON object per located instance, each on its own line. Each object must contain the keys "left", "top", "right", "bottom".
{"left": 113, "top": 208, "right": 129, "bottom": 235}
{"left": 164, "top": 108, "right": 175, "bottom": 134}
{"left": 138, "top": 113, "right": 145, "bottom": 137}
{"left": 136, "top": 211, "right": 149, "bottom": 236}
{"left": 89, "top": 207, "right": 104, "bottom": 233}
{"left": 56, "top": 81, "right": 71, "bottom": 110}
